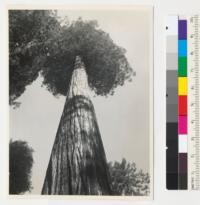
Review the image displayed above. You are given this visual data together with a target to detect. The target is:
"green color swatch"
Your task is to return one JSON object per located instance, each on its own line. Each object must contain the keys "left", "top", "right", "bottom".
{"left": 178, "top": 57, "right": 187, "bottom": 77}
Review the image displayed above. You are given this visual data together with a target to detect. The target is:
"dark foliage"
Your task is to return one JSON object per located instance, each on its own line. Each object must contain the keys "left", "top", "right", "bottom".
{"left": 9, "top": 10, "right": 133, "bottom": 106}
{"left": 9, "top": 140, "right": 34, "bottom": 194}
{"left": 108, "top": 158, "right": 150, "bottom": 196}
{"left": 9, "top": 10, "right": 62, "bottom": 106}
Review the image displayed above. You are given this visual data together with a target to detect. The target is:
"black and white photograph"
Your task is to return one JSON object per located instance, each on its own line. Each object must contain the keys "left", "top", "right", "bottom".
{"left": 9, "top": 5, "right": 153, "bottom": 198}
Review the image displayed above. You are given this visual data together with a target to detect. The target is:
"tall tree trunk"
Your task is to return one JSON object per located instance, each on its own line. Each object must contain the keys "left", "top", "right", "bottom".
{"left": 42, "top": 56, "right": 112, "bottom": 195}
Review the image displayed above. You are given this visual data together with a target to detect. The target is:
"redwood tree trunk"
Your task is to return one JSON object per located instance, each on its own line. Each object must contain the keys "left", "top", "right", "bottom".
{"left": 41, "top": 56, "right": 112, "bottom": 195}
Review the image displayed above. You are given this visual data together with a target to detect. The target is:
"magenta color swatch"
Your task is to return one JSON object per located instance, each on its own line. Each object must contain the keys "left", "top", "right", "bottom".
{"left": 178, "top": 116, "right": 187, "bottom": 134}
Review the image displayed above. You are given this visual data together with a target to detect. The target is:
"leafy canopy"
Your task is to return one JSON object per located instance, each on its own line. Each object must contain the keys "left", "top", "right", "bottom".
{"left": 9, "top": 140, "right": 34, "bottom": 194}
{"left": 9, "top": 10, "right": 133, "bottom": 105}
{"left": 108, "top": 158, "right": 150, "bottom": 196}
{"left": 9, "top": 10, "right": 61, "bottom": 106}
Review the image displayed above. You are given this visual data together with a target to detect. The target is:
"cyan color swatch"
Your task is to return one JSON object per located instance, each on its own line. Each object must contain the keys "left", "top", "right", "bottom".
{"left": 178, "top": 40, "right": 187, "bottom": 56}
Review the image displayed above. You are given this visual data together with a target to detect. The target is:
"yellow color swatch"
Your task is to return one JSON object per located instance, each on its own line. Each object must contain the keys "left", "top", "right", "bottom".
{"left": 178, "top": 77, "right": 187, "bottom": 95}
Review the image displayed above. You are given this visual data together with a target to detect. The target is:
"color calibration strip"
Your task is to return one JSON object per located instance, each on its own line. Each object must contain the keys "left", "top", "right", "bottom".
{"left": 166, "top": 15, "right": 200, "bottom": 190}
{"left": 166, "top": 16, "right": 188, "bottom": 190}
{"left": 166, "top": 15, "right": 179, "bottom": 189}
{"left": 178, "top": 18, "right": 188, "bottom": 189}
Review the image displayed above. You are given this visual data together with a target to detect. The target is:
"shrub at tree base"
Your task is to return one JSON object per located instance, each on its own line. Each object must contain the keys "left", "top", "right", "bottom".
{"left": 108, "top": 158, "right": 150, "bottom": 196}
{"left": 9, "top": 140, "right": 34, "bottom": 194}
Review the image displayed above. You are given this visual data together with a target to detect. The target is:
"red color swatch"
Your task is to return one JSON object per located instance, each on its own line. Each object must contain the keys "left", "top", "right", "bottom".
{"left": 179, "top": 96, "right": 187, "bottom": 115}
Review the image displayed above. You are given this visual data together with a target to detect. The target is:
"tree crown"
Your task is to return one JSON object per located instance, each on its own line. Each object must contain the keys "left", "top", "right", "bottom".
{"left": 9, "top": 10, "right": 134, "bottom": 105}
